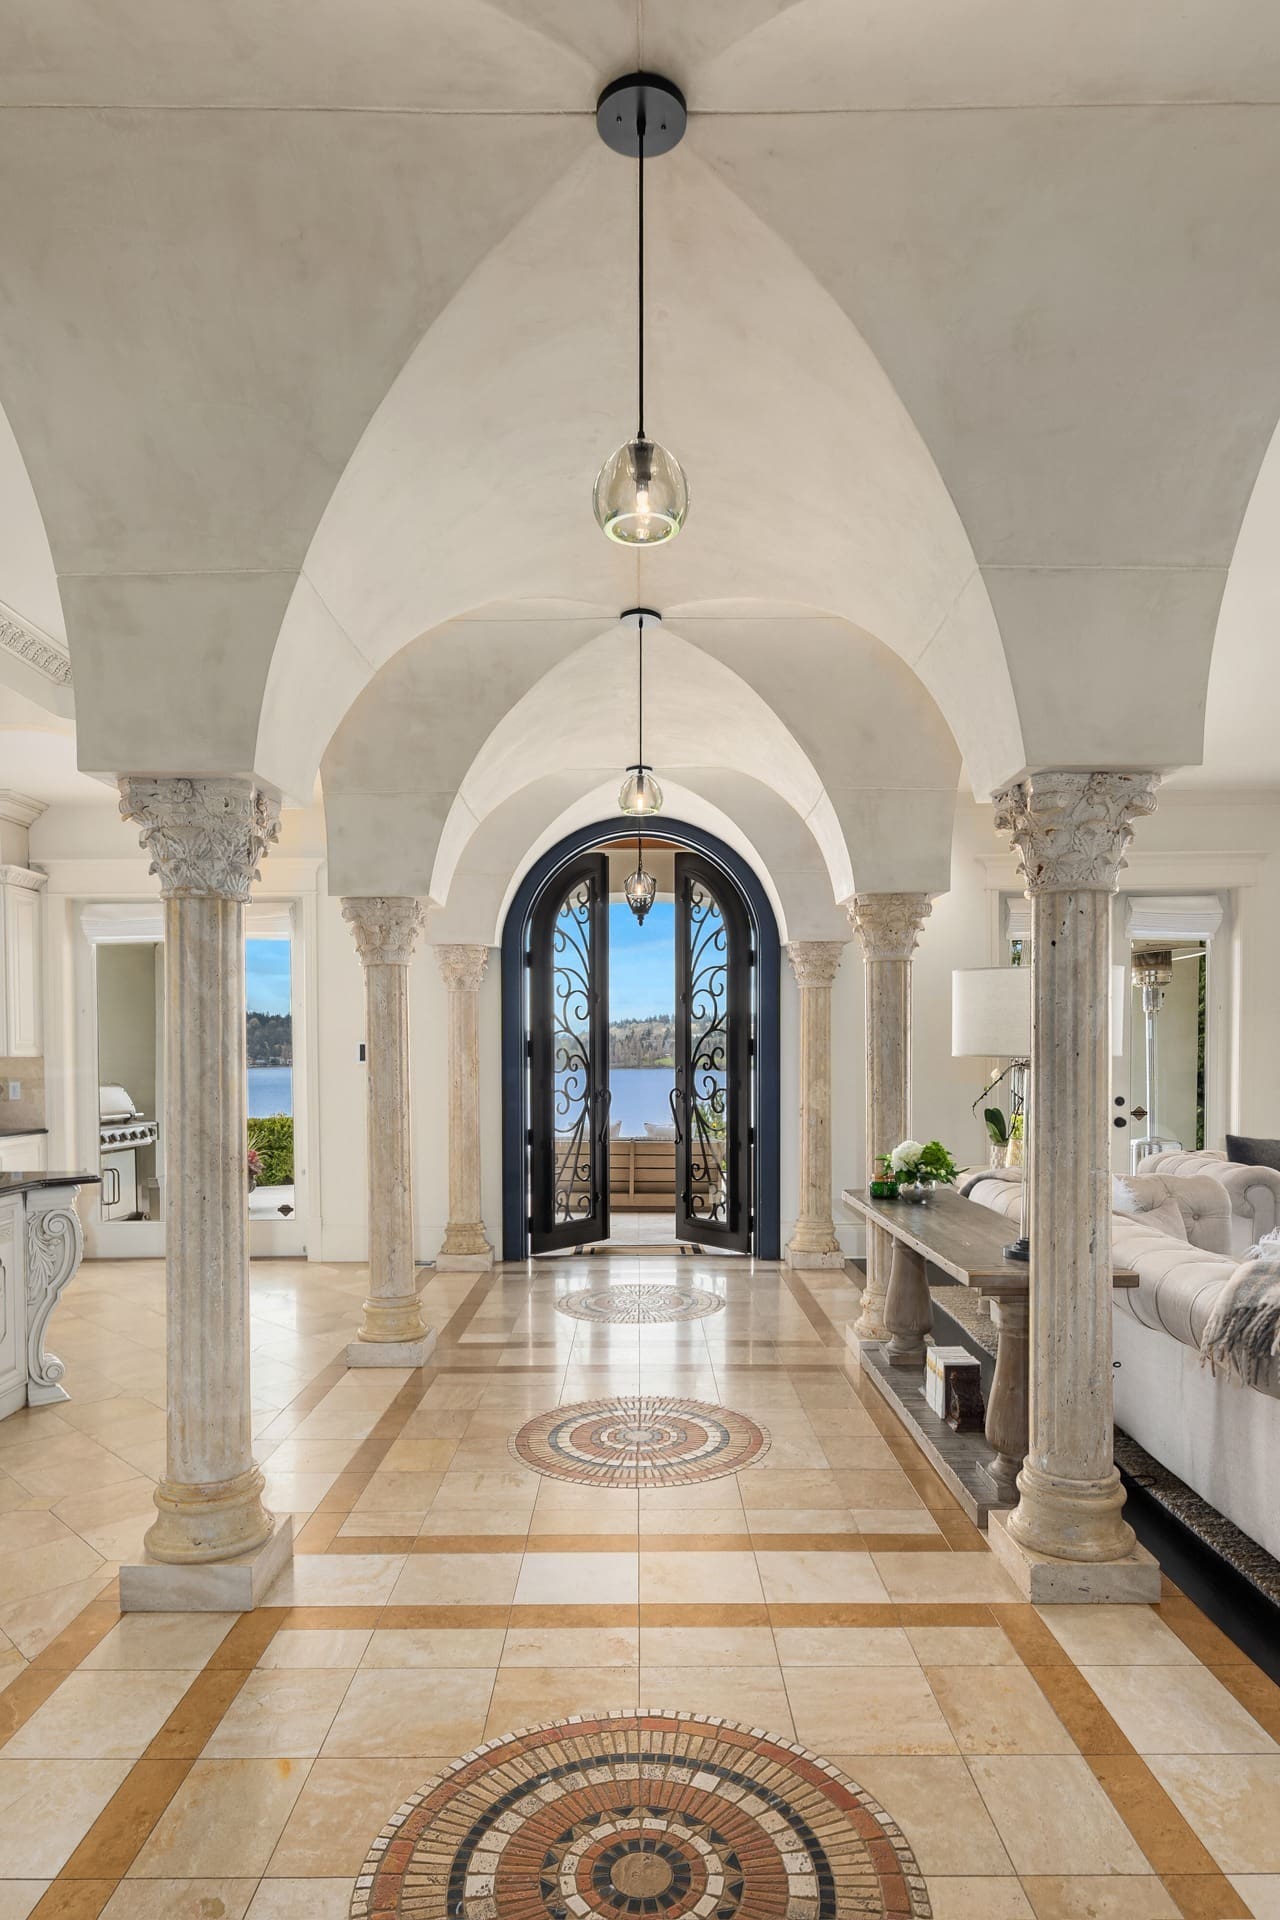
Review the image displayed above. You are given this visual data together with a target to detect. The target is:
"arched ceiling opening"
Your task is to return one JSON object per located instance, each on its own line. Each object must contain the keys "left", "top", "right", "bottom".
{"left": 0, "top": 2, "right": 1278, "bottom": 802}
{"left": 321, "top": 611, "right": 960, "bottom": 906}
{"left": 425, "top": 772, "right": 850, "bottom": 950}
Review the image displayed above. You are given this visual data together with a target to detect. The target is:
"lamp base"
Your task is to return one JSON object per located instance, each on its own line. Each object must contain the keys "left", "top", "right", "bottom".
{"left": 1003, "top": 1235, "right": 1030, "bottom": 1263}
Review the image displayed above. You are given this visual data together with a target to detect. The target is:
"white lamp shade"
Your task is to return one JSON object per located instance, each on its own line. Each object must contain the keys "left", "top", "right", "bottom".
{"left": 952, "top": 965, "right": 1128, "bottom": 1057}
{"left": 952, "top": 968, "right": 1030, "bottom": 1058}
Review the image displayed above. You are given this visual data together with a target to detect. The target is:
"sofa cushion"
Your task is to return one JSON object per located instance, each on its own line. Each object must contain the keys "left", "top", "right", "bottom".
{"left": 1227, "top": 1133, "right": 1280, "bottom": 1172}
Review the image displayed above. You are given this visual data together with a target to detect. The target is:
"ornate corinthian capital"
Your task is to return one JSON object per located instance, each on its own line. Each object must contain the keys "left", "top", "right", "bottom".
{"left": 786, "top": 941, "right": 844, "bottom": 989}
{"left": 118, "top": 776, "right": 280, "bottom": 900}
{"left": 342, "top": 896, "right": 425, "bottom": 967}
{"left": 435, "top": 944, "right": 490, "bottom": 992}
{"left": 848, "top": 893, "right": 932, "bottom": 963}
{"left": 994, "top": 771, "right": 1160, "bottom": 893}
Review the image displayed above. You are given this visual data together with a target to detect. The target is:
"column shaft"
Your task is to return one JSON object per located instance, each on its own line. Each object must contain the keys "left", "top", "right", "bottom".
{"left": 343, "top": 898, "right": 432, "bottom": 1358}
{"left": 784, "top": 942, "right": 845, "bottom": 1269}
{"left": 437, "top": 945, "right": 494, "bottom": 1267}
{"left": 120, "top": 776, "right": 279, "bottom": 1565}
{"left": 995, "top": 771, "right": 1159, "bottom": 1570}
{"left": 849, "top": 895, "right": 931, "bottom": 1341}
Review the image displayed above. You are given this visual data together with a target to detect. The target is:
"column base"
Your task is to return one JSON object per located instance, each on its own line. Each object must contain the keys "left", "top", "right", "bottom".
{"left": 347, "top": 1327, "right": 437, "bottom": 1368}
{"left": 438, "top": 1225, "right": 494, "bottom": 1270}
{"left": 987, "top": 1510, "right": 1160, "bottom": 1604}
{"left": 121, "top": 1514, "right": 293, "bottom": 1612}
{"left": 356, "top": 1291, "right": 431, "bottom": 1344}
{"left": 845, "top": 1317, "right": 884, "bottom": 1359}
{"left": 784, "top": 1243, "right": 847, "bottom": 1270}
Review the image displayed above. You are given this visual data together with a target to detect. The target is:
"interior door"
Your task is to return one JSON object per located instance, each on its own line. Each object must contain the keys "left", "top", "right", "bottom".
{"left": 528, "top": 851, "right": 610, "bottom": 1253}
{"left": 674, "top": 851, "right": 753, "bottom": 1252}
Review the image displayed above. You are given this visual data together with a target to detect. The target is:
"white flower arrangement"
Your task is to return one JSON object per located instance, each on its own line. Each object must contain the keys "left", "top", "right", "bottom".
{"left": 890, "top": 1140, "right": 924, "bottom": 1175}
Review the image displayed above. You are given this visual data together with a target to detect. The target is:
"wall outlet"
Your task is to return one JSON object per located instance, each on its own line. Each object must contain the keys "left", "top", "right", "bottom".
{"left": 6, "top": 1082, "right": 19, "bottom": 1101}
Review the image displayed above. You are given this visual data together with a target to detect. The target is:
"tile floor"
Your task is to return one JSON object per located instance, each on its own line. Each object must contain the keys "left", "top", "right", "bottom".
{"left": 0, "top": 1250, "right": 1273, "bottom": 1917}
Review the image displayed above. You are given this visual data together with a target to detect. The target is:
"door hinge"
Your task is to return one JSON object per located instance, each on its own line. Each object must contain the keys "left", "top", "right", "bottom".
{"left": 526, "top": 1128, "right": 533, "bottom": 1147}
{"left": 524, "top": 949, "right": 533, "bottom": 968}
{"left": 526, "top": 1037, "right": 533, "bottom": 1061}
{"left": 527, "top": 1214, "right": 534, "bottom": 1233}
{"left": 748, "top": 1126, "right": 755, "bottom": 1146}
{"left": 748, "top": 1035, "right": 756, "bottom": 1059}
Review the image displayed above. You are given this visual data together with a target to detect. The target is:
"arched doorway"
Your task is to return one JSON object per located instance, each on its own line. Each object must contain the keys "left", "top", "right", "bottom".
{"left": 501, "top": 818, "right": 780, "bottom": 1261}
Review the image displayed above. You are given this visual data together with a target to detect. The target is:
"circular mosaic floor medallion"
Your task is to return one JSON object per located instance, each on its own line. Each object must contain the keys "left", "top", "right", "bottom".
{"left": 555, "top": 1282, "right": 726, "bottom": 1325}
{"left": 509, "top": 1394, "right": 769, "bottom": 1488}
{"left": 351, "top": 1710, "right": 932, "bottom": 1920}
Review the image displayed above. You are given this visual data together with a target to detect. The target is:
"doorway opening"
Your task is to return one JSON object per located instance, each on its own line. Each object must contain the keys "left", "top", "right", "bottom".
{"left": 502, "top": 818, "right": 780, "bottom": 1262}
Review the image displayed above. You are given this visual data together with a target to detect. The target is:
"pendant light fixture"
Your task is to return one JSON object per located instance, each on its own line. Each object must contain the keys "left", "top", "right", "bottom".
{"left": 618, "top": 607, "right": 663, "bottom": 817}
{"left": 624, "top": 832, "right": 657, "bottom": 925}
{"left": 593, "top": 73, "right": 689, "bottom": 546}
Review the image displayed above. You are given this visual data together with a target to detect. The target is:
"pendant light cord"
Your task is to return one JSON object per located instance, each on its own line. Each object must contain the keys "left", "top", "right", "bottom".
{"left": 637, "top": 110, "right": 646, "bottom": 439}
{"left": 637, "top": 615, "right": 644, "bottom": 770}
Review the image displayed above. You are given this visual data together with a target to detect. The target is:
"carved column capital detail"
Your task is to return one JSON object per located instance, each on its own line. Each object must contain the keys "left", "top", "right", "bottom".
{"left": 786, "top": 941, "right": 844, "bottom": 989}
{"left": 119, "top": 777, "right": 280, "bottom": 900}
{"left": 848, "top": 893, "right": 932, "bottom": 962}
{"left": 435, "top": 944, "right": 490, "bottom": 992}
{"left": 994, "top": 771, "right": 1160, "bottom": 893}
{"left": 342, "top": 897, "right": 425, "bottom": 967}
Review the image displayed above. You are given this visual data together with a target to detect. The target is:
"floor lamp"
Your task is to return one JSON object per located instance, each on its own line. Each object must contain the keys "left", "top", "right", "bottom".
{"left": 952, "top": 968, "right": 1032, "bottom": 1261}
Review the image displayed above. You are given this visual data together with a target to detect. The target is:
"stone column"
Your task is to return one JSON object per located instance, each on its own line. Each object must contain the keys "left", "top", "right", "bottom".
{"left": 784, "top": 941, "right": 846, "bottom": 1269}
{"left": 435, "top": 945, "right": 495, "bottom": 1269}
{"left": 342, "top": 897, "right": 435, "bottom": 1366}
{"left": 990, "top": 771, "right": 1161, "bottom": 1602}
{"left": 848, "top": 894, "right": 932, "bottom": 1342}
{"left": 118, "top": 776, "right": 291, "bottom": 1608}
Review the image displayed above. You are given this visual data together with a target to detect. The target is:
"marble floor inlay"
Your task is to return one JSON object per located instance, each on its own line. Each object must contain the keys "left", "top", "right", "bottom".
{"left": 554, "top": 1283, "right": 727, "bottom": 1325}
{"left": 350, "top": 1709, "right": 932, "bottom": 1920}
{"left": 510, "top": 1396, "right": 770, "bottom": 1489}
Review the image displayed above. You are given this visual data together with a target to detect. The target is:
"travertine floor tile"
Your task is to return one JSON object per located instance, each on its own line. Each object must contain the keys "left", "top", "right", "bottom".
{"left": 638, "top": 1626, "right": 777, "bottom": 1667}
{"left": 774, "top": 1625, "right": 917, "bottom": 1665}
{"left": 4, "top": 1669, "right": 197, "bottom": 1759}
{"left": 1037, "top": 1604, "right": 1201, "bottom": 1667}
{"left": 927, "top": 1665, "right": 1077, "bottom": 1755}
{"left": 1017, "top": 1879, "right": 1179, "bottom": 1918}
{"left": 639, "top": 1665, "right": 793, "bottom": 1732}
{"left": 129, "top": 1759, "right": 307, "bottom": 1877}
{"left": 1226, "top": 1876, "right": 1280, "bottom": 1919}
{"left": 387, "top": 1552, "right": 520, "bottom": 1606}
{"left": 756, "top": 1549, "right": 889, "bottom": 1605}
{"left": 100, "top": 1881, "right": 257, "bottom": 1919}
{"left": 267, "top": 1758, "right": 435, "bottom": 1876}
{"left": 968, "top": 1756, "right": 1151, "bottom": 1874}
{"left": 487, "top": 1665, "right": 639, "bottom": 1734}
{"left": 874, "top": 1553, "right": 1022, "bottom": 1605}
{"left": 517, "top": 1552, "right": 639, "bottom": 1605}
{"left": 1148, "top": 1754, "right": 1280, "bottom": 1873}
{"left": 82, "top": 1611, "right": 237, "bottom": 1670}
{"left": 321, "top": 1667, "right": 492, "bottom": 1757}
{"left": 906, "top": 1626, "right": 1019, "bottom": 1667}
{"left": 257, "top": 1629, "right": 373, "bottom": 1668}
{"left": 362, "top": 1627, "right": 506, "bottom": 1668}
{"left": 925, "top": 1881, "right": 1033, "bottom": 1920}
{"left": 502, "top": 1624, "right": 640, "bottom": 1666}
{"left": 246, "top": 1880, "right": 358, "bottom": 1920}
{"left": 787, "top": 1666, "right": 956, "bottom": 1753}
{"left": 1080, "top": 1663, "right": 1277, "bottom": 1754}
{"left": 204, "top": 1668, "right": 354, "bottom": 1758}
{"left": 834, "top": 1754, "right": 1013, "bottom": 1876}
{"left": 638, "top": 1550, "right": 761, "bottom": 1604}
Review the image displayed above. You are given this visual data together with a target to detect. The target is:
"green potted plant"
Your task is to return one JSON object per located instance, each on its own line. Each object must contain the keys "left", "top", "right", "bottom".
{"left": 889, "top": 1138, "right": 960, "bottom": 1203}
{"left": 984, "top": 1106, "right": 1010, "bottom": 1170}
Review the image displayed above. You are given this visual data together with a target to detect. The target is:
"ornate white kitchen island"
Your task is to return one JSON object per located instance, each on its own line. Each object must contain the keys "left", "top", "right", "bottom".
{"left": 0, "top": 1171, "right": 101, "bottom": 1417}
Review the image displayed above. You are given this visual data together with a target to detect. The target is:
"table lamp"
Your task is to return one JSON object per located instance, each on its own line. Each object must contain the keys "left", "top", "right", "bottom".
{"left": 952, "top": 968, "right": 1031, "bottom": 1260}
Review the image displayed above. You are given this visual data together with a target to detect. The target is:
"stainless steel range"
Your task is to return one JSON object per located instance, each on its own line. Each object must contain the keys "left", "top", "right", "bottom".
{"left": 99, "top": 1084, "right": 159, "bottom": 1218}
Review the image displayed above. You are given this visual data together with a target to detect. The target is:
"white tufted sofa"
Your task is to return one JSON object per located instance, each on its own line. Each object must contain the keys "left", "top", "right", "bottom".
{"left": 1137, "top": 1147, "right": 1280, "bottom": 1256}
{"left": 966, "top": 1172, "right": 1280, "bottom": 1560}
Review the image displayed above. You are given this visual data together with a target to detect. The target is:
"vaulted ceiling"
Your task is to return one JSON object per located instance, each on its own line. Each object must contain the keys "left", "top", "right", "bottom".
{"left": 0, "top": 0, "right": 1277, "bottom": 838}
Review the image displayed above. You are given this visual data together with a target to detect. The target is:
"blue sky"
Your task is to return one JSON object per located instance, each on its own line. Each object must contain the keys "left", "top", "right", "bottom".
{"left": 246, "top": 938, "right": 292, "bottom": 1015}
{"left": 609, "top": 901, "right": 674, "bottom": 1019}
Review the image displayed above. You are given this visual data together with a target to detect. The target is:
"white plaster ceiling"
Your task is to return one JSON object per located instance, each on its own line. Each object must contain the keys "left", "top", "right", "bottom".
{"left": 0, "top": 0, "right": 1277, "bottom": 818}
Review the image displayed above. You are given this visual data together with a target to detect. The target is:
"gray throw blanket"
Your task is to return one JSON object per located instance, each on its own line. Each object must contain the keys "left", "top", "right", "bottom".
{"left": 957, "top": 1165, "right": 1022, "bottom": 1200}
{"left": 1200, "top": 1246, "right": 1280, "bottom": 1389}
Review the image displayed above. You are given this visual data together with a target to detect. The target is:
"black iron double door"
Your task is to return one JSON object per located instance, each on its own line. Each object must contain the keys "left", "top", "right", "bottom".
{"left": 673, "top": 851, "right": 753, "bottom": 1253}
{"left": 528, "top": 851, "right": 610, "bottom": 1254}
{"left": 527, "top": 846, "right": 754, "bottom": 1256}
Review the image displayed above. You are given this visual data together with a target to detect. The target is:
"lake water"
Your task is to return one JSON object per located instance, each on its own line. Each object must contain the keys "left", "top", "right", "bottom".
{"left": 248, "top": 1066, "right": 292, "bottom": 1116}
{"left": 609, "top": 1066, "right": 674, "bottom": 1137}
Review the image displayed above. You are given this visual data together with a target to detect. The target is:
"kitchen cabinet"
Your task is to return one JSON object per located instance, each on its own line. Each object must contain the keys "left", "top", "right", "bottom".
{"left": 0, "top": 1134, "right": 47, "bottom": 1174}
{"left": 0, "top": 867, "right": 44, "bottom": 1058}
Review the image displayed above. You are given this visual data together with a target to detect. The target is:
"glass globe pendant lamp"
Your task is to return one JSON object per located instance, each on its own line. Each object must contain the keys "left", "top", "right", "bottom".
{"left": 618, "top": 612, "right": 663, "bottom": 818}
{"left": 624, "top": 835, "right": 657, "bottom": 925}
{"left": 593, "top": 74, "right": 689, "bottom": 546}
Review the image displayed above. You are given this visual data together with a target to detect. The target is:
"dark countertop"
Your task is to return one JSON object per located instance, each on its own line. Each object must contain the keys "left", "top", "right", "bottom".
{"left": 0, "top": 1171, "right": 101, "bottom": 1194}
{"left": 0, "top": 1127, "right": 49, "bottom": 1138}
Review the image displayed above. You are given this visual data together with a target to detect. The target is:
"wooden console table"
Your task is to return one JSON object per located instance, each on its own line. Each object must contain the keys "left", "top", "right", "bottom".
{"left": 841, "top": 1186, "right": 1137, "bottom": 1523}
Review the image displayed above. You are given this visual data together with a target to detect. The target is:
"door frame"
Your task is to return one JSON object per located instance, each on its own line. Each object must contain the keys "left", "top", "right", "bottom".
{"left": 501, "top": 816, "right": 780, "bottom": 1261}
